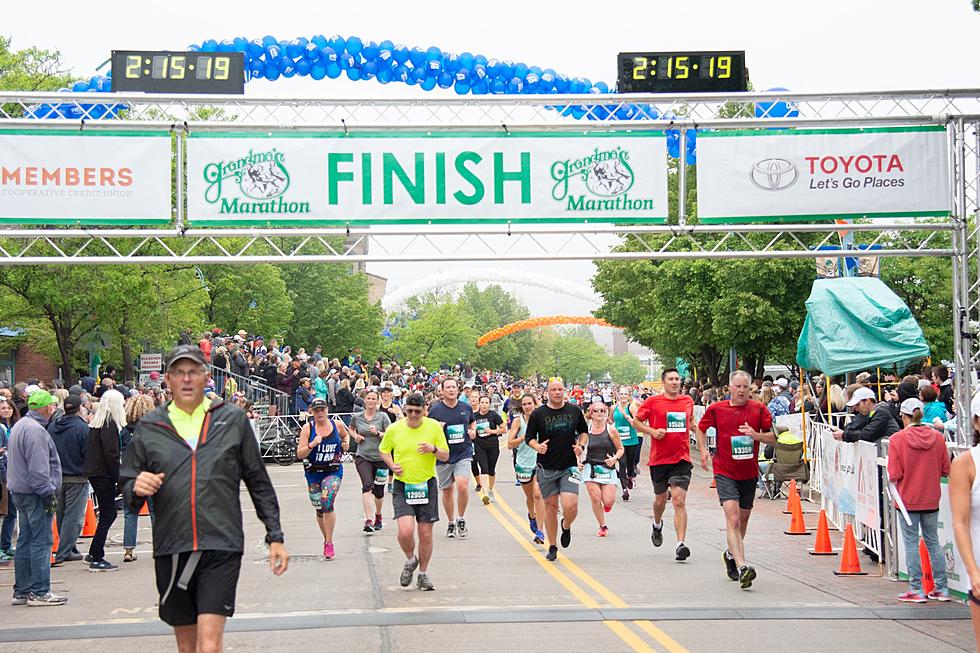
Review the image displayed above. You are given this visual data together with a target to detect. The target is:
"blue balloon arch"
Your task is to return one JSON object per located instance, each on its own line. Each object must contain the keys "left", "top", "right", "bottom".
{"left": 30, "top": 34, "right": 799, "bottom": 162}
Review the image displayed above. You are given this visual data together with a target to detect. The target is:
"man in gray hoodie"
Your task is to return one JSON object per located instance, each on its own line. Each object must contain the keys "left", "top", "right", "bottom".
{"left": 6, "top": 390, "right": 66, "bottom": 606}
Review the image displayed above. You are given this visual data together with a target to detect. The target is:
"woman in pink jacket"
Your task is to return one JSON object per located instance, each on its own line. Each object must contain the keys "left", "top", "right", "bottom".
{"left": 888, "top": 397, "right": 951, "bottom": 602}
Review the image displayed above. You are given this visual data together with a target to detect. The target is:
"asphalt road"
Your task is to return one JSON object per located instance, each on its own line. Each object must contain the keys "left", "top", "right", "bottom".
{"left": 0, "top": 448, "right": 973, "bottom": 652}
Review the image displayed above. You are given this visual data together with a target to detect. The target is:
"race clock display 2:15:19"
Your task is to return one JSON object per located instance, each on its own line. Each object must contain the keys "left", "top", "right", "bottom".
{"left": 110, "top": 51, "right": 245, "bottom": 94}
{"left": 617, "top": 51, "right": 747, "bottom": 94}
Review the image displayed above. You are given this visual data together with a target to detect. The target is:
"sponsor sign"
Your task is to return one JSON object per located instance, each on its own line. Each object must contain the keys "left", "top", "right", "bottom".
{"left": 696, "top": 126, "right": 950, "bottom": 223}
{"left": 139, "top": 353, "right": 163, "bottom": 372}
{"left": 0, "top": 129, "right": 172, "bottom": 224}
{"left": 186, "top": 131, "right": 668, "bottom": 225}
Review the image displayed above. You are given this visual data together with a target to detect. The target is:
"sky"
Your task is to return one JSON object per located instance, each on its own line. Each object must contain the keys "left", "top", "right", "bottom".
{"left": 5, "top": 1, "right": 980, "bottom": 348}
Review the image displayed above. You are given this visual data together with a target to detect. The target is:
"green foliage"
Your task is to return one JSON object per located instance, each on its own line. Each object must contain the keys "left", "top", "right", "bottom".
{"left": 0, "top": 36, "right": 75, "bottom": 92}
{"left": 280, "top": 265, "right": 384, "bottom": 360}
{"left": 457, "top": 283, "right": 536, "bottom": 372}
{"left": 200, "top": 264, "right": 293, "bottom": 339}
{"left": 608, "top": 353, "right": 648, "bottom": 385}
{"left": 390, "top": 296, "right": 477, "bottom": 370}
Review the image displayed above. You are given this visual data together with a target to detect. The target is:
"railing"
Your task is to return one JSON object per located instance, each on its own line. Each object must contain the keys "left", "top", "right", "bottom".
{"left": 251, "top": 412, "right": 360, "bottom": 466}
{"left": 208, "top": 363, "right": 290, "bottom": 415}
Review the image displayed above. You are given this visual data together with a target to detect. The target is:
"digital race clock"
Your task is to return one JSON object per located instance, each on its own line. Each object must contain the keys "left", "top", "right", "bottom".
{"left": 617, "top": 51, "right": 747, "bottom": 93}
{"left": 110, "top": 51, "right": 245, "bottom": 94}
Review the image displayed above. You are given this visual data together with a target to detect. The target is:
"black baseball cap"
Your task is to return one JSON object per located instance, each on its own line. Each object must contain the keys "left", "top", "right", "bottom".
{"left": 166, "top": 344, "right": 206, "bottom": 369}
{"left": 63, "top": 395, "right": 82, "bottom": 414}
{"left": 309, "top": 398, "right": 328, "bottom": 410}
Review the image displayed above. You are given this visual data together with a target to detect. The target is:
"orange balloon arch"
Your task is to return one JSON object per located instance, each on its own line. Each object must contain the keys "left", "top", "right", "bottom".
{"left": 477, "top": 315, "right": 615, "bottom": 347}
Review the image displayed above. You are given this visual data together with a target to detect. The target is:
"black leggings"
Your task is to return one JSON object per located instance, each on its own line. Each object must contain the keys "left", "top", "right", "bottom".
{"left": 618, "top": 443, "right": 640, "bottom": 487}
{"left": 88, "top": 475, "right": 117, "bottom": 563}
{"left": 473, "top": 438, "right": 501, "bottom": 477}
{"left": 354, "top": 457, "right": 387, "bottom": 499}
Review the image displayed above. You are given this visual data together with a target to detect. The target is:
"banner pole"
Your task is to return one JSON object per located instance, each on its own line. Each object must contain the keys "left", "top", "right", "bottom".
{"left": 175, "top": 124, "right": 185, "bottom": 232}
{"left": 677, "top": 129, "right": 687, "bottom": 226}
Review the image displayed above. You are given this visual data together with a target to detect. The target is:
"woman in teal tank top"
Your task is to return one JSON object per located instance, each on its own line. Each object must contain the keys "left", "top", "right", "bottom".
{"left": 506, "top": 393, "right": 545, "bottom": 544}
{"left": 613, "top": 386, "right": 641, "bottom": 500}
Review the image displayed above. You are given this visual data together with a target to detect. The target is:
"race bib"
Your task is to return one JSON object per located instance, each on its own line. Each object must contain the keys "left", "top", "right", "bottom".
{"left": 405, "top": 482, "right": 429, "bottom": 505}
{"left": 515, "top": 463, "right": 534, "bottom": 483}
{"left": 476, "top": 420, "right": 490, "bottom": 437}
{"left": 592, "top": 465, "right": 614, "bottom": 482}
{"left": 731, "top": 435, "right": 755, "bottom": 461}
{"left": 666, "top": 412, "right": 687, "bottom": 434}
{"left": 374, "top": 468, "right": 389, "bottom": 485}
{"left": 446, "top": 424, "right": 466, "bottom": 445}
{"left": 568, "top": 466, "right": 582, "bottom": 486}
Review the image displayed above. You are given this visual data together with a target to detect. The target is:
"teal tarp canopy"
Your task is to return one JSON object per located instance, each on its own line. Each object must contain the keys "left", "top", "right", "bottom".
{"left": 796, "top": 277, "right": 930, "bottom": 376}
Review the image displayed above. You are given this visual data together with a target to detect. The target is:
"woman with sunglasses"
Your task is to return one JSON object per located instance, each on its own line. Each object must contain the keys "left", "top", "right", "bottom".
{"left": 583, "top": 400, "right": 625, "bottom": 537}
{"left": 296, "top": 398, "right": 351, "bottom": 560}
{"left": 506, "top": 393, "right": 546, "bottom": 544}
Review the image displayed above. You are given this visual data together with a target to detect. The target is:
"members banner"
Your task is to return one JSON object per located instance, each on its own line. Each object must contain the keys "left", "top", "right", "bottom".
{"left": 0, "top": 129, "right": 173, "bottom": 224}
{"left": 696, "top": 126, "right": 951, "bottom": 223}
{"left": 186, "top": 131, "right": 668, "bottom": 225}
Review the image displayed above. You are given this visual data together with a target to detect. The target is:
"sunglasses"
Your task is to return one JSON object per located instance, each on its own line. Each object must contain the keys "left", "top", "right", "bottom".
{"left": 404, "top": 407, "right": 423, "bottom": 415}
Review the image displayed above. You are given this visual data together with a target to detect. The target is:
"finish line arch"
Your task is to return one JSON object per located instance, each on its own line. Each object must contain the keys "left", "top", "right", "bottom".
{"left": 382, "top": 268, "right": 600, "bottom": 311}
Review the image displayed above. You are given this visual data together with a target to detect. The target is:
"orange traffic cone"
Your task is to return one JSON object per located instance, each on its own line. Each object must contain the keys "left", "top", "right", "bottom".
{"left": 833, "top": 524, "right": 868, "bottom": 575}
{"left": 784, "top": 492, "right": 811, "bottom": 534}
{"left": 920, "top": 538, "right": 935, "bottom": 596}
{"left": 783, "top": 479, "right": 799, "bottom": 514}
{"left": 808, "top": 509, "right": 839, "bottom": 555}
{"left": 139, "top": 499, "right": 150, "bottom": 517}
{"left": 50, "top": 515, "right": 60, "bottom": 563}
{"left": 81, "top": 497, "right": 97, "bottom": 537}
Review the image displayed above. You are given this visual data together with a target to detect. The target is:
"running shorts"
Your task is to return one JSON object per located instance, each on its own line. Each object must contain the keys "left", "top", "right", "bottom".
{"left": 649, "top": 460, "right": 693, "bottom": 495}
{"left": 155, "top": 550, "right": 242, "bottom": 627}
{"left": 714, "top": 474, "right": 756, "bottom": 510}
{"left": 536, "top": 465, "right": 581, "bottom": 498}
{"left": 435, "top": 459, "right": 472, "bottom": 490}
{"left": 392, "top": 478, "right": 440, "bottom": 523}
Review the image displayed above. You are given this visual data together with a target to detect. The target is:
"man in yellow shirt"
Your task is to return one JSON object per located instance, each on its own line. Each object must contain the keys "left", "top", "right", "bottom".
{"left": 379, "top": 393, "right": 449, "bottom": 591}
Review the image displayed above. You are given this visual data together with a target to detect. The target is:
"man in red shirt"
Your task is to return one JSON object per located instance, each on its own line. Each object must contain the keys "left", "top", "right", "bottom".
{"left": 198, "top": 332, "right": 212, "bottom": 362}
{"left": 634, "top": 368, "right": 695, "bottom": 561}
{"left": 696, "top": 370, "right": 775, "bottom": 590}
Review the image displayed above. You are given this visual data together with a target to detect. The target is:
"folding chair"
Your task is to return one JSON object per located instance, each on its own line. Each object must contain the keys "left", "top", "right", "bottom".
{"left": 769, "top": 439, "right": 809, "bottom": 498}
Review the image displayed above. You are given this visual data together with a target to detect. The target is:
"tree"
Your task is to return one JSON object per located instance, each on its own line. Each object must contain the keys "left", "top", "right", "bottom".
{"left": 279, "top": 265, "right": 385, "bottom": 361}
{"left": 457, "top": 283, "right": 537, "bottom": 372}
{"left": 0, "top": 36, "right": 75, "bottom": 93}
{"left": 608, "top": 353, "right": 648, "bottom": 385}
{"left": 390, "top": 295, "right": 477, "bottom": 370}
{"left": 200, "top": 265, "right": 293, "bottom": 339}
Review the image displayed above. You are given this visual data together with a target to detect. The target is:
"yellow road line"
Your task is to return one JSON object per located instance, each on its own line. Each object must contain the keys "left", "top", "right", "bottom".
{"left": 483, "top": 501, "right": 656, "bottom": 653}
{"left": 492, "top": 488, "right": 691, "bottom": 653}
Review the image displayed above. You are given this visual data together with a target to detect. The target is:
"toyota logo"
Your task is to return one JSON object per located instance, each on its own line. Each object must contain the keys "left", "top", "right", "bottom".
{"left": 750, "top": 158, "right": 798, "bottom": 191}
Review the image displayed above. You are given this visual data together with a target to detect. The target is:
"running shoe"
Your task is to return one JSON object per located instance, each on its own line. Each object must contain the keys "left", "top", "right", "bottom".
{"left": 482, "top": 494, "right": 490, "bottom": 506}
{"left": 533, "top": 530, "right": 545, "bottom": 544}
{"left": 84, "top": 554, "right": 93, "bottom": 563}
{"left": 61, "top": 552, "right": 83, "bottom": 562}
{"left": 417, "top": 573, "right": 435, "bottom": 591}
{"left": 488, "top": 490, "right": 495, "bottom": 503}
{"left": 622, "top": 490, "right": 630, "bottom": 502}
{"left": 374, "top": 514, "right": 383, "bottom": 531}
{"left": 446, "top": 522, "right": 456, "bottom": 538}
{"left": 598, "top": 525, "right": 608, "bottom": 537}
{"left": 724, "top": 550, "right": 739, "bottom": 581}
{"left": 0, "top": 550, "right": 10, "bottom": 562}
{"left": 738, "top": 565, "right": 756, "bottom": 590}
{"left": 651, "top": 523, "right": 663, "bottom": 547}
{"left": 927, "top": 590, "right": 952, "bottom": 602}
{"left": 545, "top": 545, "right": 558, "bottom": 561}
{"left": 675, "top": 542, "right": 691, "bottom": 561}
{"left": 457, "top": 518, "right": 468, "bottom": 538}
{"left": 560, "top": 521, "right": 572, "bottom": 548}
{"left": 529, "top": 516, "right": 539, "bottom": 535}
{"left": 27, "top": 592, "right": 67, "bottom": 606}
{"left": 627, "top": 476, "right": 635, "bottom": 490}
{"left": 475, "top": 483, "right": 482, "bottom": 493}
{"left": 400, "top": 556, "right": 419, "bottom": 587}
{"left": 11, "top": 593, "right": 28, "bottom": 606}
{"left": 324, "top": 541, "right": 335, "bottom": 560}
{"left": 89, "top": 560, "right": 119, "bottom": 573}
{"left": 898, "top": 590, "right": 927, "bottom": 603}
{"left": 363, "top": 520, "right": 375, "bottom": 534}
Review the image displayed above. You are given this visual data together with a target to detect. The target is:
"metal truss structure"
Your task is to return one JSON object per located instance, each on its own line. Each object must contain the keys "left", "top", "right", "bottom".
{"left": 0, "top": 88, "right": 978, "bottom": 441}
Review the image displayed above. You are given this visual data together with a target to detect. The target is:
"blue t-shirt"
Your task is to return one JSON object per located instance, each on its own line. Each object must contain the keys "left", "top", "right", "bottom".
{"left": 428, "top": 400, "right": 475, "bottom": 464}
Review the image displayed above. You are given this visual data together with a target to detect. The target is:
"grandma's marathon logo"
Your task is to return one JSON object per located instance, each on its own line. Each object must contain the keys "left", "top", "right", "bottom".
{"left": 202, "top": 148, "right": 310, "bottom": 215}
{"left": 749, "top": 153, "right": 906, "bottom": 192}
{"left": 550, "top": 146, "right": 655, "bottom": 212}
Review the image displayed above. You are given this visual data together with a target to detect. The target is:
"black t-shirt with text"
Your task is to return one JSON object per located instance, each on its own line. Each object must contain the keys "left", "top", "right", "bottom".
{"left": 525, "top": 403, "right": 588, "bottom": 470}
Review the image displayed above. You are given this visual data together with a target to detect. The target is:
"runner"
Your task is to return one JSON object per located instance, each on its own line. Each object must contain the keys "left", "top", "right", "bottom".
{"left": 634, "top": 368, "right": 696, "bottom": 561}
{"left": 379, "top": 384, "right": 403, "bottom": 422}
{"left": 296, "top": 398, "right": 351, "bottom": 560}
{"left": 350, "top": 388, "right": 392, "bottom": 534}
{"left": 379, "top": 392, "right": 449, "bottom": 592}
{"left": 583, "top": 400, "right": 625, "bottom": 537}
{"left": 612, "top": 386, "right": 641, "bottom": 501}
{"left": 427, "top": 378, "right": 476, "bottom": 538}
{"left": 696, "top": 370, "right": 775, "bottom": 589}
{"left": 506, "top": 393, "right": 546, "bottom": 544}
{"left": 525, "top": 377, "right": 589, "bottom": 562}
{"left": 473, "top": 394, "right": 505, "bottom": 505}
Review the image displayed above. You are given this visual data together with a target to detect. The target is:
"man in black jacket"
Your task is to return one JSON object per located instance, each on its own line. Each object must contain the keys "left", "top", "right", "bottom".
{"left": 121, "top": 345, "right": 288, "bottom": 653}
{"left": 48, "top": 396, "right": 89, "bottom": 564}
{"left": 832, "top": 387, "right": 900, "bottom": 444}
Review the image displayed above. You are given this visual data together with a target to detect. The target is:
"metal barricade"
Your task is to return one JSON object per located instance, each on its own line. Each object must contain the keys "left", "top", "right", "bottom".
{"left": 253, "top": 411, "right": 359, "bottom": 466}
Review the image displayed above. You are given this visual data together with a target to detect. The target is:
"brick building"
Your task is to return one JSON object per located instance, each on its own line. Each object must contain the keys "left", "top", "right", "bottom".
{"left": 0, "top": 328, "right": 61, "bottom": 385}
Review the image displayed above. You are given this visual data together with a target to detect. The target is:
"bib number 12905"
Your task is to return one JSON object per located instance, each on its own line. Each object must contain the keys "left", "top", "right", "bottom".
{"left": 405, "top": 482, "right": 429, "bottom": 505}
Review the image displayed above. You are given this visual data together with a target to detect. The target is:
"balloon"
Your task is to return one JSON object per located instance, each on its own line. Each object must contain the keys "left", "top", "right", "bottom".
{"left": 459, "top": 52, "right": 474, "bottom": 70}
{"left": 295, "top": 58, "right": 311, "bottom": 76}
{"left": 490, "top": 78, "right": 507, "bottom": 94}
{"left": 247, "top": 39, "right": 264, "bottom": 59}
{"left": 393, "top": 45, "right": 409, "bottom": 64}
{"left": 506, "top": 77, "right": 523, "bottom": 94}
{"left": 477, "top": 316, "right": 615, "bottom": 347}
{"left": 201, "top": 39, "right": 218, "bottom": 52}
{"left": 420, "top": 76, "right": 437, "bottom": 91}
{"left": 755, "top": 87, "right": 799, "bottom": 119}
{"left": 263, "top": 63, "right": 280, "bottom": 81}
{"left": 310, "top": 63, "right": 327, "bottom": 80}
{"left": 409, "top": 47, "right": 426, "bottom": 67}
{"left": 362, "top": 61, "right": 378, "bottom": 79}
{"left": 363, "top": 41, "right": 380, "bottom": 61}
{"left": 346, "top": 68, "right": 361, "bottom": 81}
{"left": 346, "top": 36, "right": 363, "bottom": 56}
{"left": 279, "top": 56, "right": 297, "bottom": 77}
{"left": 437, "top": 71, "right": 454, "bottom": 89}
{"left": 377, "top": 66, "right": 393, "bottom": 84}
{"left": 232, "top": 37, "right": 248, "bottom": 52}
{"left": 266, "top": 45, "right": 281, "bottom": 60}
{"left": 304, "top": 43, "right": 320, "bottom": 61}
{"left": 325, "top": 63, "right": 342, "bottom": 79}
{"left": 453, "top": 80, "right": 470, "bottom": 95}
{"left": 321, "top": 46, "right": 338, "bottom": 64}
{"left": 72, "top": 80, "right": 89, "bottom": 93}
{"left": 262, "top": 35, "right": 278, "bottom": 47}
{"left": 444, "top": 53, "right": 460, "bottom": 73}
{"left": 425, "top": 46, "right": 442, "bottom": 62}
{"left": 514, "top": 63, "right": 528, "bottom": 80}
{"left": 328, "top": 34, "right": 346, "bottom": 53}
{"left": 311, "top": 34, "right": 328, "bottom": 48}
{"left": 472, "top": 79, "right": 489, "bottom": 95}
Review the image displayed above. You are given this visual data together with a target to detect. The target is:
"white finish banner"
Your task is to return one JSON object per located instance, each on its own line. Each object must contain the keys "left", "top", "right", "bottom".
{"left": 0, "top": 129, "right": 172, "bottom": 224}
{"left": 696, "top": 126, "right": 950, "bottom": 223}
{"left": 187, "top": 131, "right": 668, "bottom": 225}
